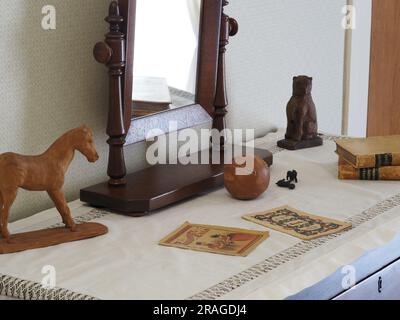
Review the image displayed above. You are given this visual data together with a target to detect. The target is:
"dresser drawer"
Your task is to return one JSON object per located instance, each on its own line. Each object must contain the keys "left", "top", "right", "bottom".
{"left": 334, "top": 259, "right": 400, "bottom": 300}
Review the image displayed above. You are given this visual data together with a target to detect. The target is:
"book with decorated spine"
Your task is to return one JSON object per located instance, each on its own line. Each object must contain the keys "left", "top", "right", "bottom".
{"left": 338, "top": 157, "right": 400, "bottom": 181}
{"left": 335, "top": 135, "right": 400, "bottom": 169}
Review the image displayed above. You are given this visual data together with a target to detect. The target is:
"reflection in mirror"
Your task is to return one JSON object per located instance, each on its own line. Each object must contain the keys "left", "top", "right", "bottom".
{"left": 132, "top": 0, "right": 202, "bottom": 118}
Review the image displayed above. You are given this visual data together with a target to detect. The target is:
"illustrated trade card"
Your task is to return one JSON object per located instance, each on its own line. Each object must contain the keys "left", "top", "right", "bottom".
{"left": 159, "top": 222, "right": 269, "bottom": 257}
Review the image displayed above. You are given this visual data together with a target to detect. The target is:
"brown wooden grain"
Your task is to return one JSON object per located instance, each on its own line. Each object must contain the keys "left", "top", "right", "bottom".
{"left": 94, "top": 1, "right": 127, "bottom": 185}
{"left": 213, "top": 1, "right": 239, "bottom": 146}
{"left": 224, "top": 156, "right": 270, "bottom": 200}
{"left": 0, "top": 223, "right": 108, "bottom": 255}
{"left": 368, "top": 0, "right": 400, "bottom": 136}
{"left": 81, "top": 148, "right": 273, "bottom": 215}
{"left": 118, "top": 0, "right": 137, "bottom": 131}
{"left": 277, "top": 76, "right": 323, "bottom": 150}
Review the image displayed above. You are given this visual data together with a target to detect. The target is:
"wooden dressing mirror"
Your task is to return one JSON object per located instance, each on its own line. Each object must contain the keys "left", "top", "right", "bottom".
{"left": 80, "top": 0, "right": 273, "bottom": 215}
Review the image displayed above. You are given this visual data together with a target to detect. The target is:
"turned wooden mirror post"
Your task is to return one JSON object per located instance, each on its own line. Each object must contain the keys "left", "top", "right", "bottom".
{"left": 213, "top": 0, "right": 238, "bottom": 148}
{"left": 93, "top": 1, "right": 128, "bottom": 186}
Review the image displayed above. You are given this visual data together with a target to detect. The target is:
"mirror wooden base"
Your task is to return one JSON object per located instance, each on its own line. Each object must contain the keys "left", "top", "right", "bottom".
{"left": 80, "top": 148, "right": 273, "bottom": 216}
{"left": 0, "top": 223, "right": 108, "bottom": 255}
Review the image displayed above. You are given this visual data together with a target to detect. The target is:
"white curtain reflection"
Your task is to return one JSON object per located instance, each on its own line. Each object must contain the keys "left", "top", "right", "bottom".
{"left": 186, "top": 0, "right": 201, "bottom": 94}
{"left": 133, "top": 0, "right": 201, "bottom": 96}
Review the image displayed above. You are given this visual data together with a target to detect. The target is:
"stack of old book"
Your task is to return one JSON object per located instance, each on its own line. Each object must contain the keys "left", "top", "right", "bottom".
{"left": 336, "top": 135, "right": 400, "bottom": 181}
{"left": 132, "top": 76, "right": 172, "bottom": 117}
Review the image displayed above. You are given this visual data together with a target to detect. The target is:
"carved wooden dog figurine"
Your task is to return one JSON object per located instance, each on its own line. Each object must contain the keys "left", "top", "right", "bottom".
{"left": 286, "top": 76, "right": 318, "bottom": 141}
{"left": 0, "top": 125, "right": 99, "bottom": 242}
{"left": 278, "top": 76, "right": 323, "bottom": 150}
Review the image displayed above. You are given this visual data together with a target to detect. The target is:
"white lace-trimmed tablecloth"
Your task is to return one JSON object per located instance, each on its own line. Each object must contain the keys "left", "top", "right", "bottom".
{"left": 1, "top": 131, "right": 400, "bottom": 300}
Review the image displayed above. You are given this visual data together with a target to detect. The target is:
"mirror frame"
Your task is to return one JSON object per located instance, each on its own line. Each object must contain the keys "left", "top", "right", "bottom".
{"left": 121, "top": 0, "right": 222, "bottom": 132}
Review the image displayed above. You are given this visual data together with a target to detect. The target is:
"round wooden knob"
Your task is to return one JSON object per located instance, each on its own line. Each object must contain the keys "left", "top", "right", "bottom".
{"left": 224, "top": 155, "right": 270, "bottom": 200}
{"left": 93, "top": 42, "right": 113, "bottom": 64}
{"left": 229, "top": 18, "right": 239, "bottom": 37}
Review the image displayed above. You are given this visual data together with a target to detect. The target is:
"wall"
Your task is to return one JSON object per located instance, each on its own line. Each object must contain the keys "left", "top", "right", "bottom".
{"left": 0, "top": 0, "right": 346, "bottom": 222}
{"left": 347, "top": 0, "right": 372, "bottom": 137}
{"left": 0, "top": 0, "right": 150, "bottom": 222}
{"left": 226, "top": 0, "right": 346, "bottom": 136}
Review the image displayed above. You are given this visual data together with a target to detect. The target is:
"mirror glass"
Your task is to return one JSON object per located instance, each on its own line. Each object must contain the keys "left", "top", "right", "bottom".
{"left": 132, "top": 0, "right": 202, "bottom": 118}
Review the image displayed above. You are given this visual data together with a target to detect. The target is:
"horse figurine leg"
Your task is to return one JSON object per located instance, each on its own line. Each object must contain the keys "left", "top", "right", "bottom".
{"left": 0, "top": 188, "right": 18, "bottom": 242}
{"left": 47, "top": 189, "right": 76, "bottom": 232}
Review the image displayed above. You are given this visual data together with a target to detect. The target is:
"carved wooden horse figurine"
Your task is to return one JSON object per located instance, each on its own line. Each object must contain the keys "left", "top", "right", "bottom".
{"left": 0, "top": 125, "right": 99, "bottom": 243}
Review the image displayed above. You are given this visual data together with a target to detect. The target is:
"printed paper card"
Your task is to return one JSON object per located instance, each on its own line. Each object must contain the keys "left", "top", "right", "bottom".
{"left": 243, "top": 206, "right": 352, "bottom": 240}
{"left": 159, "top": 222, "right": 269, "bottom": 257}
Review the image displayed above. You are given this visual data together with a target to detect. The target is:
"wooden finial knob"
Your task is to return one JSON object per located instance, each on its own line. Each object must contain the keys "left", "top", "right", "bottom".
{"left": 105, "top": 1, "right": 124, "bottom": 26}
{"left": 108, "top": 1, "right": 120, "bottom": 17}
{"left": 93, "top": 42, "right": 113, "bottom": 64}
{"left": 229, "top": 18, "right": 239, "bottom": 37}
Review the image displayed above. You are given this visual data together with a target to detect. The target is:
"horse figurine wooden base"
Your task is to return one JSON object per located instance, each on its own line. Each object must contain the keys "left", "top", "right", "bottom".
{"left": 0, "top": 125, "right": 108, "bottom": 254}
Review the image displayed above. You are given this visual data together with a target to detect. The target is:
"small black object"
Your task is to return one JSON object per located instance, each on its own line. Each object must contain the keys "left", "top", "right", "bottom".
{"left": 276, "top": 179, "right": 296, "bottom": 190}
{"left": 287, "top": 170, "right": 298, "bottom": 183}
{"left": 378, "top": 277, "right": 383, "bottom": 293}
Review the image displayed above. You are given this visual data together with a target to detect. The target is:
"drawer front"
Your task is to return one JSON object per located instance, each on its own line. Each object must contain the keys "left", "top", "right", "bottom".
{"left": 335, "top": 259, "right": 400, "bottom": 300}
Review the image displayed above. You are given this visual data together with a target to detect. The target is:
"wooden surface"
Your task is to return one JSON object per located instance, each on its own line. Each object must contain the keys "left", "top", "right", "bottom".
{"left": 0, "top": 223, "right": 108, "bottom": 255}
{"left": 81, "top": 148, "right": 273, "bottom": 215}
{"left": 368, "top": 0, "right": 400, "bottom": 136}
